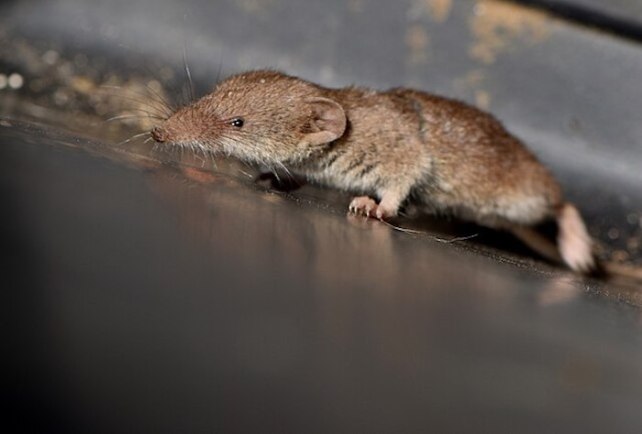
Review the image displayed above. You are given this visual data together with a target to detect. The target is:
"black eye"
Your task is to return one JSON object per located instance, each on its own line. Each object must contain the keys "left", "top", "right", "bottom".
{"left": 230, "top": 117, "right": 244, "bottom": 128}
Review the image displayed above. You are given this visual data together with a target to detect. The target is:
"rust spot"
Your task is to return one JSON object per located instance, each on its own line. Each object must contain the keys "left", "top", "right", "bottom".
{"left": 405, "top": 24, "right": 430, "bottom": 65}
{"left": 182, "top": 167, "right": 219, "bottom": 185}
{"left": 425, "top": 0, "right": 453, "bottom": 23}
{"left": 474, "top": 89, "right": 491, "bottom": 109}
{"left": 469, "top": 0, "right": 550, "bottom": 64}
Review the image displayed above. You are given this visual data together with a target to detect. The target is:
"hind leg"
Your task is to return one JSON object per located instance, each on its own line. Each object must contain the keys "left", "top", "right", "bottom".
{"left": 476, "top": 212, "right": 564, "bottom": 265}
{"left": 510, "top": 225, "right": 563, "bottom": 264}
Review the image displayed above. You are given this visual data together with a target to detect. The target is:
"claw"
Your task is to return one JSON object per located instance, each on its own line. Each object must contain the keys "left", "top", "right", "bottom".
{"left": 349, "top": 196, "right": 379, "bottom": 218}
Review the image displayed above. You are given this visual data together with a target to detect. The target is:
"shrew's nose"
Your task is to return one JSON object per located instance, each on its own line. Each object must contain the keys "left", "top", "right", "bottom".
{"left": 151, "top": 126, "right": 168, "bottom": 143}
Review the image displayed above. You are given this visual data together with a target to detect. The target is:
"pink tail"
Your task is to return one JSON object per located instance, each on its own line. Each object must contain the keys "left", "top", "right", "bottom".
{"left": 557, "top": 203, "right": 596, "bottom": 273}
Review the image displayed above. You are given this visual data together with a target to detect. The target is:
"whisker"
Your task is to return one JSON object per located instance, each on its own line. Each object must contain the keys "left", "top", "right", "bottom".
{"left": 182, "top": 44, "right": 195, "bottom": 103}
{"left": 103, "top": 99, "right": 168, "bottom": 119}
{"left": 106, "top": 113, "right": 165, "bottom": 123}
{"left": 114, "top": 131, "right": 150, "bottom": 148}
{"left": 215, "top": 54, "right": 224, "bottom": 85}
{"left": 99, "top": 85, "right": 172, "bottom": 117}
{"left": 144, "top": 81, "right": 175, "bottom": 113}
{"left": 195, "top": 142, "right": 209, "bottom": 162}
{"left": 238, "top": 169, "right": 254, "bottom": 178}
{"left": 112, "top": 42, "right": 183, "bottom": 113}
{"left": 380, "top": 220, "right": 424, "bottom": 234}
{"left": 276, "top": 161, "right": 294, "bottom": 180}
{"left": 128, "top": 108, "right": 167, "bottom": 118}
{"left": 269, "top": 165, "right": 281, "bottom": 184}
{"left": 135, "top": 58, "right": 182, "bottom": 106}
{"left": 431, "top": 233, "right": 479, "bottom": 243}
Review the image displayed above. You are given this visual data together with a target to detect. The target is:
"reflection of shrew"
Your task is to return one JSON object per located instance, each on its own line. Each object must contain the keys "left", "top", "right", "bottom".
{"left": 145, "top": 160, "right": 521, "bottom": 300}
{"left": 147, "top": 70, "right": 641, "bottom": 281}
{"left": 139, "top": 158, "right": 642, "bottom": 308}
{"left": 142, "top": 164, "right": 408, "bottom": 289}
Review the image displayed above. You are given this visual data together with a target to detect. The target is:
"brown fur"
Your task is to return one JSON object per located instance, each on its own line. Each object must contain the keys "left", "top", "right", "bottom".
{"left": 151, "top": 69, "right": 597, "bottom": 273}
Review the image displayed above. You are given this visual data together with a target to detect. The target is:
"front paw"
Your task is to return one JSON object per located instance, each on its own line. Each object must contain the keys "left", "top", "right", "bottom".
{"left": 349, "top": 196, "right": 379, "bottom": 218}
{"left": 348, "top": 196, "right": 397, "bottom": 220}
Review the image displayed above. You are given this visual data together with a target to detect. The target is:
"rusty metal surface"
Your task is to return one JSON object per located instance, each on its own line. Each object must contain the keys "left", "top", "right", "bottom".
{"left": 2, "top": 0, "right": 642, "bottom": 432}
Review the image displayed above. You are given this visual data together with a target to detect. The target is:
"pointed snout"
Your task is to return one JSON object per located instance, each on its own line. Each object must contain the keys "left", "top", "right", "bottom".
{"left": 151, "top": 126, "right": 169, "bottom": 143}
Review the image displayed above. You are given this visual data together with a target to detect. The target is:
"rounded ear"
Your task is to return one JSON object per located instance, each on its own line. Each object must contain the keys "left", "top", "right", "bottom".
{"left": 300, "top": 97, "right": 346, "bottom": 146}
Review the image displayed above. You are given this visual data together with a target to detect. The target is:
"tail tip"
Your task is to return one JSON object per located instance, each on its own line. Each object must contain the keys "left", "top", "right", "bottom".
{"left": 557, "top": 203, "right": 596, "bottom": 274}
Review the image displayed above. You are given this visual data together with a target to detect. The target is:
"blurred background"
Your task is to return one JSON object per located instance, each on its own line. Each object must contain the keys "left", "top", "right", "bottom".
{"left": 2, "top": 0, "right": 642, "bottom": 432}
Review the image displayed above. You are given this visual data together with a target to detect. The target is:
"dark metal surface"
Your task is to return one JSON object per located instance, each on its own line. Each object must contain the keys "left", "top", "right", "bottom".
{"left": 2, "top": 0, "right": 642, "bottom": 432}
{"left": 3, "top": 120, "right": 642, "bottom": 434}
{"left": 526, "top": 0, "right": 642, "bottom": 27}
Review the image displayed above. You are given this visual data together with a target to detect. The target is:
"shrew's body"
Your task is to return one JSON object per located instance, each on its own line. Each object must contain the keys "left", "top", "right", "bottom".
{"left": 151, "top": 70, "right": 595, "bottom": 273}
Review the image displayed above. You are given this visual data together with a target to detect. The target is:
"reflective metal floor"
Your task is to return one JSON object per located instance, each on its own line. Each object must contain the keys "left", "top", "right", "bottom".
{"left": 3, "top": 118, "right": 642, "bottom": 433}
{"left": 2, "top": 0, "right": 642, "bottom": 432}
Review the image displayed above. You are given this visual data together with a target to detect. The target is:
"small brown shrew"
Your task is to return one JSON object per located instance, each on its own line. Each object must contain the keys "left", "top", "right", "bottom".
{"left": 150, "top": 69, "right": 641, "bottom": 279}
